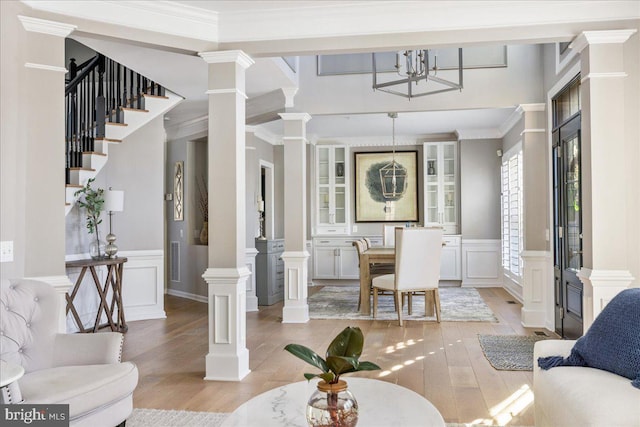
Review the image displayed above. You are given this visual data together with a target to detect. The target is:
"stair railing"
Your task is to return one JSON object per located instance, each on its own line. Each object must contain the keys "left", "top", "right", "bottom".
{"left": 65, "top": 54, "right": 165, "bottom": 184}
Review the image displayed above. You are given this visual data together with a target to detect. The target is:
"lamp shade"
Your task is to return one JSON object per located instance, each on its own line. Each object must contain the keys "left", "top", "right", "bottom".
{"left": 105, "top": 190, "right": 124, "bottom": 213}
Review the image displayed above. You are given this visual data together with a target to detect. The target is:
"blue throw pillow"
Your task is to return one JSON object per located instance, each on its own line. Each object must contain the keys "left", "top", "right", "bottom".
{"left": 538, "top": 288, "right": 640, "bottom": 389}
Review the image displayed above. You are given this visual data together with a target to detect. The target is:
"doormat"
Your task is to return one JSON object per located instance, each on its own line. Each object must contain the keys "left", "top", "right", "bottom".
{"left": 309, "top": 286, "right": 498, "bottom": 322}
{"left": 478, "top": 334, "right": 551, "bottom": 371}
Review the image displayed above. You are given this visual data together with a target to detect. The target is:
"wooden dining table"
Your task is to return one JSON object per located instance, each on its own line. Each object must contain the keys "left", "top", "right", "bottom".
{"left": 358, "top": 246, "right": 394, "bottom": 315}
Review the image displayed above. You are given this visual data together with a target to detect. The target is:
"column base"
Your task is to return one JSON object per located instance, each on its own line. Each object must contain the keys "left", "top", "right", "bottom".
{"left": 202, "top": 267, "right": 251, "bottom": 382}
{"left": 578, "top": 268, "right": 634, "bottom": 331}
{"left": 520, "top": 251, "right": 552, "bottom": 328}
{"left": 204, "top": 348, "right": 250, "bottom": 381}
{"left": 281, "top": 251, "right": 310, "bottom": 324}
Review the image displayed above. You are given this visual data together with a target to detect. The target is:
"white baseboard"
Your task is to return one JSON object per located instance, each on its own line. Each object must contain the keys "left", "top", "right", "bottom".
{"left": 167, "top": 288, "right": 208, "bottom": 303}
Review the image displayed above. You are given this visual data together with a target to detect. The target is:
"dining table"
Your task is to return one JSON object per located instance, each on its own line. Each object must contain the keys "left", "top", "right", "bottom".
{"left": 358, "top": 245, "right": 436, "bottom": 317}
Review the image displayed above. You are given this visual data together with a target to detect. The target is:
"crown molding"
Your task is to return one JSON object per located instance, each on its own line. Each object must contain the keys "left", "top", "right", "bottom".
{"left": 198, "top": 50, "right": 254, "bottom": 69}
{"left": 24, "top": 63, "right": 68, "bottom": 73}
{"left": 18, "top": 15, "right": 76, "bottom": 37}
{"left": 205, "top": 88, "right": 248, "bottom": 99}
{"left": 582, "top": 72, "right": 628, "bottom": 82}
{"left": 279, "top": 112, "right": 311, "bottom": 123}
{"left": 22, "top": 0, "right": 218, "bottom": 42}
{"left": 516, "top": 103, "right": 546, "bottom": 113}
{"left": 498, "top": 108, "right": 523, "bottom": 137}
{"left": 247, "top": 126, "right": 280, "bottom": 145}
{"left": 570, "top": 29, "right": 637, "bottom": 53}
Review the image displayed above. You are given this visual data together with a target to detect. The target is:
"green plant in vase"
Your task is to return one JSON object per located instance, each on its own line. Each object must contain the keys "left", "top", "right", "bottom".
{"left": 74, "top": 178, "right": 106, "bottom": 259}
{"left": 285, "top": 326, "right": 380, "bottom": 427}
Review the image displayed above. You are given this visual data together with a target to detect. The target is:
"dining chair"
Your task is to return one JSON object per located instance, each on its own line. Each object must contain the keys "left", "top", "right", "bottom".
{"left": 382, "top": 225, "right": 399, "bottom": 246}
{"left": 372, "top": 227, "right": 444, "bottom": 326}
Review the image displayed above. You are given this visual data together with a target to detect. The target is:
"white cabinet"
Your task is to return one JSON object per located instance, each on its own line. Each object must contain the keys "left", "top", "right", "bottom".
{"left": 315, "top": 145, "right": 348, "bottom": 235}
{"left": 423, "top": 142, "right": 459, "bottom": 234}
{"left": 440, "top": 235, "right": 461, "bottom": 280}
{"left": 313, "top": 237, "right": 359, "bottom": 279}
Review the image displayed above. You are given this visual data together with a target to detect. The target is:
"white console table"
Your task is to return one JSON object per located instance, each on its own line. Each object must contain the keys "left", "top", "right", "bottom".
{"left": 221, "top": 377, "right": 445, "bottom": 426}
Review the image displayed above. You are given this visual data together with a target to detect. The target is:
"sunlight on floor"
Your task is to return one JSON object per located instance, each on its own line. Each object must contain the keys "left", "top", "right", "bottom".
{"left": 468, "top": 384, "right": 534, "bottom": 425}
{"left": 380, "top": 338, "right": 463, "bottom": 378}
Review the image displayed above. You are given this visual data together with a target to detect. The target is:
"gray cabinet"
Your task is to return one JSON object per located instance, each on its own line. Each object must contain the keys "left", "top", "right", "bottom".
{"left": 255, "top": 238, "right": 285, "bottom": 305}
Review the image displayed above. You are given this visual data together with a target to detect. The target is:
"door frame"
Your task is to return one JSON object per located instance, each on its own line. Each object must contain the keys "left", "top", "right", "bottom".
{"left": 259, "top": 160, "right": 275, "bottom": 240}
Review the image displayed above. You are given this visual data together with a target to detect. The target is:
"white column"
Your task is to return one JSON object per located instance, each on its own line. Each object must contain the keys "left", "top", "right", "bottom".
{"left": 571, "top": 30, "right": 637, "bottom": 330}
{"left": 17, "top": 16, "right": 76, "bottom": 333}
{"left": 199, "top": 50, "right": 254, "bottom": 381}
{"left": 245, "top": 247, "right": 259, "bottom": 312}
{"left": 280, "top": 113, "right": 311, "bottom": 323}
{"left": 517, "top": 103, "right": 550, "bottom": 328}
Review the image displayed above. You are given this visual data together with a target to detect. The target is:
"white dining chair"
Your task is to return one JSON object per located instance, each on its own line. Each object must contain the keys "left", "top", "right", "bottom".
{"left": 372, "top": 227, "right": 444, "bottom": 326}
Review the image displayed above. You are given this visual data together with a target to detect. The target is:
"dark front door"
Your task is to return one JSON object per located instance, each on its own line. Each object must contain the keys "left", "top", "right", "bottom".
{"left": 552, "top": 113, "right": 583, "bottom": 339}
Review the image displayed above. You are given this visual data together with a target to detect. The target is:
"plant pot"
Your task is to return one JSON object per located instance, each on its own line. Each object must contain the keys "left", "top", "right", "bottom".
{"left": 306, "top": 380, "right": 358, "bottom": 427}
{"left": 89, "top": 239, "right": 106, "bottom": 259}
{"left": 200, "top": 221, "right": 208, "bottom": 245}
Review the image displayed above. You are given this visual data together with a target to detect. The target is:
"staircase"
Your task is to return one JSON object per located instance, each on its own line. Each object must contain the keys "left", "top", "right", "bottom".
{"left": 65, "top": 54, "right": 182, "bottom": 215}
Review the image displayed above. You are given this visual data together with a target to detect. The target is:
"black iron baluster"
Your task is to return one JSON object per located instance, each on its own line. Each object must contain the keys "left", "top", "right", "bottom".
{"left": 96, "top": 55, "right": 105, "bottom": 139}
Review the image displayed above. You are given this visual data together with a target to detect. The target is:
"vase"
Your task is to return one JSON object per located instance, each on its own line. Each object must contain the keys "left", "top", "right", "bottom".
{"left": 89, "top": 239, "right": 106, "bottom": 259}
{"left": 306, "top": 380, "right": 358, "bottom": 427}
{"left": 200, "top": 221, "right": 208, "bottom": 245}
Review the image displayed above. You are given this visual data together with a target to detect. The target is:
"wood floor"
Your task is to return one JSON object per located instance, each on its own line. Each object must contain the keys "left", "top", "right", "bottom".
{"left": 122, "top": 287, "right": 549, "bottom": 425}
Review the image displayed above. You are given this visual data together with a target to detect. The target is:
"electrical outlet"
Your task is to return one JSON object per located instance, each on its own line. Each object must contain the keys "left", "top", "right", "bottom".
{"left": 1, "top": 240, "right": 14, "bottom": 262}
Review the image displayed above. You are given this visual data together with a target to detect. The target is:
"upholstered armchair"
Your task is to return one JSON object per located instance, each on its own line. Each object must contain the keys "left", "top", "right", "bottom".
{"left": 0, "top": 279, "right": 138, "bottom": 427}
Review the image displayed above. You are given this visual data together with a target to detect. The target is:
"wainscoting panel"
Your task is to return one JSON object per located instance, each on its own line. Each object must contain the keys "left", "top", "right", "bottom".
{"left": 461, "top": 240, "right": 502, "bottom": 288}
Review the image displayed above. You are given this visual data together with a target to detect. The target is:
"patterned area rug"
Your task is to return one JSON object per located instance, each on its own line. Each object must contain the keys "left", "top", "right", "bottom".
{"left": 309, "top": 286, "right": 498, "bottom": 322}
{"left": 478, "top": 334, "right": 550, "bottom": 370}
{"left": 127, "top": 409, "right": 229, "bottom": 427}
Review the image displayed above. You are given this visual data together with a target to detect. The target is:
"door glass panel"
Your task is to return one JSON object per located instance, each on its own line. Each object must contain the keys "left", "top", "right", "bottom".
{"left": 564, "top": 135, "right": 582, "bottom": 271}
{"left": 318, "top": 148, "right": 329, "bottom": 185}
{"left": 566, "top": 282, "right": 582, "bottom": 316}
{"left": 427, "top": 184, "right": 438, "bottom": 222}
{"left": 443, "top": 144, "right": 455, "bottom": 178}
{"left": 426, "top": 145, "right": 438, "bottom": 184}
{"left": 443, "top": 184, "right": 455, "bottom": 223}
{"left": 334, "top": 147, "right": 345, "bottom": 185}
{"left": 335, "top": 187, "right": 345, "bottom": 223}
{"left": 318, "top": 187, "right": 330, "bottom": 223}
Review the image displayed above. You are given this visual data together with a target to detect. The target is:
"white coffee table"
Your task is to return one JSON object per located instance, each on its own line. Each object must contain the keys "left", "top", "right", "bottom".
{"left": 221, "top": 377, "right": 445, "bottom": 426}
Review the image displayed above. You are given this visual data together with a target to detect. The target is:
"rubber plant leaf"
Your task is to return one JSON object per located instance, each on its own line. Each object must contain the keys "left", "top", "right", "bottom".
{"left": 304, "top": 372, "right": 336, "bottom": 383}
{"left": 326, "top": 326, "right": 364, "bottom": 359}
{"left": 284, "top": 344, "right": 329, "bottom": 373}
{"left": 355, "top": 361, "right": 381, "bottom": 371}
{"left": 326, "top": 355, "right": 359, "bottom": 376}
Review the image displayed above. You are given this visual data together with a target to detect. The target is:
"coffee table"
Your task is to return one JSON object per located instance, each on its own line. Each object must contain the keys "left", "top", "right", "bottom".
{"left": 221, "top": 377, "right": 445, "bottom": 426}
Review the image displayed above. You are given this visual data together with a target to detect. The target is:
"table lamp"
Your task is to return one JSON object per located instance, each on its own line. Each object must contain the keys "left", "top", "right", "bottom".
{"left": 104, "top": 188, "right": 124, "bottom": 258}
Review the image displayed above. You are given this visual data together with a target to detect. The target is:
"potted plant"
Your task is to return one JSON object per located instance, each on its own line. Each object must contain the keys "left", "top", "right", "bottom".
{"left": 74, "top": 178, "right": 106, "bottom": 259}
{"left": 285, "top": 326, "right": 380, "bottom": 427}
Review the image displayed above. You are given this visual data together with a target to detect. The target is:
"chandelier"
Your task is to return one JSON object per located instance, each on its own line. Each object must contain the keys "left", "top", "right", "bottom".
{"left": 372, "top": 49, "right": 463, "bottom": 99}
{"left": 379, "top": 112, "right": 407, "bottom": 199}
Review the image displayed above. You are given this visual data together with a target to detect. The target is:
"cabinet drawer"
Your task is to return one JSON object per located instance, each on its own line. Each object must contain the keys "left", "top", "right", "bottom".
{"left": 314, "top": 238, "right": 356, "bottom": 247}
{"left": 442, "top": 236, "right": 461, "bottom": 247}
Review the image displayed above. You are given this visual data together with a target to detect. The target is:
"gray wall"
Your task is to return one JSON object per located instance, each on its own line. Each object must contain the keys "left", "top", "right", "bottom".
{"left": 460, "top": 139, "right": 502, "bottom": 239}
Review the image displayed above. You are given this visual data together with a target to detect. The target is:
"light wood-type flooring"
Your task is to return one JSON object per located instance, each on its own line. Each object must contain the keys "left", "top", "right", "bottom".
{"left": 123, "top": 286, "right": 551, "bottom": 425}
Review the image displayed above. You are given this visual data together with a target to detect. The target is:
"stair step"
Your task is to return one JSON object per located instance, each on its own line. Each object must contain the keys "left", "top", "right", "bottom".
{"left": 95, "top": 137, "right": 122, "bottom": 143}
{"left": 66, "top": 184, "right": 82, "bottom": 188}
{"left": 121, "top": 106, "right": 149, "bottom": 113}
{"left": 143, "top": 93, "right": 170, "bottom": 100}
{"left": 106, "top": 122, "right": 128, "bottom": 127}
{"left": 83, "top": 151, "right": 107, "bottom": 157}
{"left": 69, "top": 167, "right": 96, "bottom": 172}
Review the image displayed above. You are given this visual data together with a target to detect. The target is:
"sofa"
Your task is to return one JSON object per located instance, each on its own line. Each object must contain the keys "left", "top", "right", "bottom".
{"left": 1, "top": 279, "right": 138, "bottom": 427}
{"left": 533, "top": 339, "right": 640, "bottom": 426}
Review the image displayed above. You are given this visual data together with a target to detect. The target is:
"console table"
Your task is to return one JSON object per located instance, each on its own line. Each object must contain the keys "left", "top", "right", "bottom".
{"left": 221, "top": 377, "right": 445, "bottom": 426}
{"left": 65, "top": 257, "right": 128, "bottom": 333}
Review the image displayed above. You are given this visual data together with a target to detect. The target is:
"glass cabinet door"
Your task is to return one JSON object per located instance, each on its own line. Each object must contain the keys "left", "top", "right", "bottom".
{"left": 423, "top": 141, "right": 458, "bottom": 233}
{"left": 315, "top": 145, "right": 349, "bottom": 234}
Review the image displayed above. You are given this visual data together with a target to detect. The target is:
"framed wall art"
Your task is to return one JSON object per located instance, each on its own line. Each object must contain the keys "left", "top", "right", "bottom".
{"left": 354, "top": 151, "right": 419, "bottom": 222}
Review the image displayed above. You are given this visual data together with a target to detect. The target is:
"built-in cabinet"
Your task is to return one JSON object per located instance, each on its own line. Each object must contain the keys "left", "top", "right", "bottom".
{"left": 313, "top": 237, "right": 360, "bottom": 279}
{"left": 441, "top": 235, "right": 462, "bottom": 280}
{"left": 255, "top": 238, "right": 284, "bottom": 305}
{"left": 424, "top": 141, "right": 459, "bottom": 234}
{"left": 315, "top": 145, "right": 349, "bottom": 235}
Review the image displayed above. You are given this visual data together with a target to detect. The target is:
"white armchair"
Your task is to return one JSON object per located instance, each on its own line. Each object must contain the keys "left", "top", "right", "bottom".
{"left": 1, "top": 279, "right": 138, "bottom": 427}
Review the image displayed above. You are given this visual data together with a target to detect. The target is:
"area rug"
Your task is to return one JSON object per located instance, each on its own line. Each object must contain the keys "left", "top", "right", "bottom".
{"left": 309, "top": 286, "right": 498, "bottom": 322}
{"left": 478, "top": 334, "right": 550, "bottom": 371}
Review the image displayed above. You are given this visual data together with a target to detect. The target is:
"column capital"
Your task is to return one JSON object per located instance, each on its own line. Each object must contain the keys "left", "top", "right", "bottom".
{"left": 281, "top": 87, "right": 299, "bottom": 108}
{"left": 279, "top": 112, "right": 312, "bottom": 123}
{"left": 198, "top": 50, "right": 254, "bottom": 69}
{"left": 570, "top": 29, "right": 637, "bottom": 53}
{"left": 18, "top": 15, "right": 76, "bottom": 37}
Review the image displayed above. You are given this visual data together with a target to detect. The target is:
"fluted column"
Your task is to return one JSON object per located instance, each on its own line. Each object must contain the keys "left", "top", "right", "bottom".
{"left": 199, "top": 50, "right": 254, "bottom": 381}
{"left": 280, "top": 113, "right": 311, "bottom": 323}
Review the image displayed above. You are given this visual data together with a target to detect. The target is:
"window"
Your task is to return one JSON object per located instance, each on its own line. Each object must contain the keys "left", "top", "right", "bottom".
{"left": 501, "top": 144, "right": 523, "bottom": 279}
